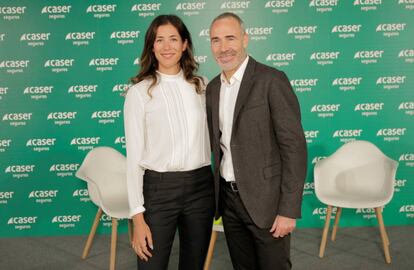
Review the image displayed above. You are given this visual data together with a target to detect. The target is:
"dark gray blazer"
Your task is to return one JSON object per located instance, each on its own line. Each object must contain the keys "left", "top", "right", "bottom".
{"left": 206, "top": 57, "right": 307, "bottom": 228}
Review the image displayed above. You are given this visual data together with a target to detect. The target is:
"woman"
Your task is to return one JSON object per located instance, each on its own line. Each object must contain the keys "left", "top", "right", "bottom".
{"left": 123, "top": 15, "right": 214, "bottom": 270}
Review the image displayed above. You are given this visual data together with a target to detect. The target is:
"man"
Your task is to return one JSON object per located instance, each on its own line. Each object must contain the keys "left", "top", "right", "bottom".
{"left": 206, "top": 12, "right": 307, "bottom": 270}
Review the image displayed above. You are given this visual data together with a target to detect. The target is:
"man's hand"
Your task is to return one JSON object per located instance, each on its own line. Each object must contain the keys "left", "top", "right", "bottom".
{"left": 270, "top": 215, "right": 296, "bottom": 238}
{"left": 132, "top": 213, "right": 153, "bottom": 261}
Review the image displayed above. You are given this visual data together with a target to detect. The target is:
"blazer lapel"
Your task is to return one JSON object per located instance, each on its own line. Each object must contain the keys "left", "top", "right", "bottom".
{"left": 232, "top": 57, "right": 256, "bottom": 131}
{"left": 211, "top": 78, "right": 221, "bottom": 143}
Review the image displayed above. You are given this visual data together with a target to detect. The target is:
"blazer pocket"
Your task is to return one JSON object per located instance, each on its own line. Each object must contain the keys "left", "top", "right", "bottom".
{"left": 263, "top": 163, "right": 281, "bottom": 179}
{"left": 244, "top": 101, "right": 266, "bottom": 111}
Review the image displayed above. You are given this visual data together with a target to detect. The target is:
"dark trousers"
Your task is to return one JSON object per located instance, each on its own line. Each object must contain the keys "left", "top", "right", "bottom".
{"left": 137, "top": 166, "right": 215, "bottom": 270}
{"left": 220, "top": 179, "right": 292, "bottom": 270}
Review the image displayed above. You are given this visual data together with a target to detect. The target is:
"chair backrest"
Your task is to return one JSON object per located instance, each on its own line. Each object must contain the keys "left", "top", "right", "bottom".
{"left": 76, "top": 147, "right": 130, "bottom": 219}
{"left": 314, "top": 140, "right": 398, "bottom": 206}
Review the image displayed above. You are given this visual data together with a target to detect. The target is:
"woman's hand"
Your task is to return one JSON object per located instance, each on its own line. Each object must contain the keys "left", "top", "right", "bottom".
{"left": 132, "top": 213, "right": 153, "bottom": 261}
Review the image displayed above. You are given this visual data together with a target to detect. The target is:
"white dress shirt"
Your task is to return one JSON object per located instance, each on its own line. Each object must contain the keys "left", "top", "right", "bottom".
{"left": 124, "top": 70, "right": 211, "bottom": 217}
{"left": 219, "top": 56, "right": 249, "bottom": 182}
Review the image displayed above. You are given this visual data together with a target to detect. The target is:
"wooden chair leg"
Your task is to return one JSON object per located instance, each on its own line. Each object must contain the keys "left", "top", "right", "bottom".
{"left": 203, "top": 230, "right": 218, "bottom": 270}
{"left": 110, "top": 218, "right": 118, "bottom": 270}
{"left": 319, "top": 205, "right": 332, "bottom": 258}
{"left": 82, "top": 208, "right": 103, "bottom": 259}
{"left": 127, "top": 219, "right": 133, "bottom": 246}
{"left": 375, "top": 207, "right": 391, "bottom": 264}
{"left": 331, "top": 207, "right": 342, "bottom": 241}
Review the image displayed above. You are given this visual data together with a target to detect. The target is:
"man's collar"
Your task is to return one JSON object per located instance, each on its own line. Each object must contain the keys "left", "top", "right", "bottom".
{"left": 220, "top": 55, "right": 249, "bottom": 85}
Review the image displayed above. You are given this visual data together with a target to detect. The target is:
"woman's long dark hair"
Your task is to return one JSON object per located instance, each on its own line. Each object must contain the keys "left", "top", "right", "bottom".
{"left": 130, "top": 15, "right": 204, "bottom": 96}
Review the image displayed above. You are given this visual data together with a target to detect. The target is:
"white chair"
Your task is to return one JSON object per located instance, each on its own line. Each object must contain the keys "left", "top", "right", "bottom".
{"left": 75, "top": 146, "right": 132, "bottom": 270}
{"left": 314, "top": 140, "right": 398, "bottom": 264}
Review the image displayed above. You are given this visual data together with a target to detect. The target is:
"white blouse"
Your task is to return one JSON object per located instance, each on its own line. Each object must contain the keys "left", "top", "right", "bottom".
{"left": 123, "top": 70, "right": 211, "bottom": 217}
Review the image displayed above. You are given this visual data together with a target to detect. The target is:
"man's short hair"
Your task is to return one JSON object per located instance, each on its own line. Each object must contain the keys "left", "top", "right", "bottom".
{"left": 210, "top": 12, "right": 245, "bottom": 33}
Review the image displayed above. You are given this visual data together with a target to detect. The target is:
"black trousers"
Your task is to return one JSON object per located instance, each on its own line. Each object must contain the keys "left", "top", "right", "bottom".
{"left": 137, "top": 166, "right": 215, "bottom": 270}
{"left": 220, "top": 179, "right": 292, "bottom": 270}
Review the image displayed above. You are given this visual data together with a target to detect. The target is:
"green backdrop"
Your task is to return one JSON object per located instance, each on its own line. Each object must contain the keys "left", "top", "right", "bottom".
{"left": 1, "top": 0, "right": 413, "bottom": 237}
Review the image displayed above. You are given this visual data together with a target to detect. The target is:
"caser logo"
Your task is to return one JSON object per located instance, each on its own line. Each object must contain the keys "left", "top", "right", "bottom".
{"left": 305, "top": 130, "right": 319, "bottom": 143}
{"left": 110, "top": 31, "right": 140, "bottom": 45}
{"left": 26, "top": 138, "right": 56, "bottom": 151}
{"left": 20, "top": 33, "right": 50, "bottom": 47}
{"left": 26, "top": 138, "right": 56, "bottom": 152}
{"left": 7, "top": 216, "right": 37, "bottom": 225}
{"left": 312, "top": 207, "right": 337, "bottom": 219}
{"left": 399, "top": 0, "right": 414, "bottom": 10}
{"left": 73, "top": 189, "right": 90, "bottom": 202}
{"left": 194, "top": 55, "right": 207, "bottom": 63}
{"left": 246, "top": 27, "right": 273, "bottom": 41}
{"left": 0, "top": 191, "right": 14, "bottom": 204}
{"left": 41, "top": 5, "right": 71, "bottom": 19}
{"left": 311, "top": 156, "right": 326, "bottom": 164}
{"left": 176, "top": 2, "right": 206, "bottom": 10}
{"left": 0, "top": 139, "right": 12, "bottom": 153}
{"left": 8, "top": 216, "right": 37, "bottom": 230}
{"left": 131, "top": 3, "right": 162, "bottom": 18}
{"left": 311, "top": 104, "right": 340, "bottom": 118}
{"left": 399, "top": 153, "right": 414, "bottom": 167}
{"left": 176, "top": 2, "right": 206, "bottom": 16}
{"left": 333, "top": 129, "right": 363, "bottom": 142}
{"left": 2, "top": 112, "right": 32, "bottom": 127}
{"left": 376, "top": 23, "right": 406, "bottom": 38}
{"left": 89, "top": 58, "right": 119, "bottom": 72}
{"left": 309, "top": 0, "right": 338, "bottom": 13}
{"left": 199, "top": 28, "right": 210, "bottom": 37}
{"left": 398, "top": 102, "right": 414, "bottom": 116}
{"left": 0, "top": 60, "right": 29, "bottom": 74}
{"left": 65, "top": 32, "right": 95, "bottom": 46}
{"left": 47, "top": 111, "right": 77, "bottom": 120}
{"left": 52, "top": 215, "right": 82, "bottom": 229}
{"left": 0, "top": 33, "right": 4, "bottom": 41}
{"left": 354, "top": 50, "right": 383, "bottom": 64}
{"left": 70, "top": 137, "right": 100, "bottom": 151}
{"left": 264, "top": 1, "right": 295, "bottom": 14}
{"left": 376, "top": 128, "right": 406, "bottom": 142}
{"left": 220, "top": 1, "right": 251, "bottom": 11}
{"left": 68, "top": 85, "right": 97, "bottom": 99}
{"left": 399, "top": 205, "right": 414, "bottom": 218}
{"left": 28, "top": 190, "right": 58, "bottom": 199}
{"left": 290, "top": 78, "right": 318, "bottom": 93}
{"left": 5, "top": 164, "right": 35, "bottom": 179}
{"left": 20, "top": 33, "right": 50, "bottom": 41}
{"left": 332, "top": 77, "right": 362, "bottom": 91}
{"left": 266, "top": 53, "right": 295, "bottom": 67}
{"left": 2, "top": 112, "right": 32, "bottom": 121}
{"left": 29, "top": 190, "right": 58, "bottom": 204}
{"left": 310, "top": 51, "right": 340, "bottom": 65}
{"left": 47, "top": 111, "right": 77, "bottom": 126}
{"left": 288, "top": 25, "right": 317, "bottom": 40}
{"left": 332, "top": 24, "right": 361, "bottom": 39}
{"left": 91, "top": 110, "right": 121, "bottom": 124}
{"left": 0, "top": 6, "right": 26, "bottom": 21}
{"left": 50, "top": 163, "right": 79, "bottom": 177}
{"left": 398, "top": 49, "right": 414, "bottom": 64}
{"left": 115, "top": 136, "right": 126, "bottom": 144}
{"left": 354, "top": 102, "right": 384, "bottom": 117}
{"left": 353, "top": 0, "right": 382, "bottom": 11}
{"left": 44, "top": 59, "right": 74, "bottom": 73}
{"left": 376, "top": 76, "right": 406, "bottom": 90}
{"left": 86, "top": 5, "right": 116, "bottom": 19}
{"left": 113, "top": 84, "right": 130, "bottom": 92}
{"left": 24, "top": 86, "right": 53, "bottom": 100}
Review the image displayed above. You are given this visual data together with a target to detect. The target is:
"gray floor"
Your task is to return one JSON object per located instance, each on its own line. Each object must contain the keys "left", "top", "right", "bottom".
{"left": 1, "top": 226, "right": 413, "bottom": 270}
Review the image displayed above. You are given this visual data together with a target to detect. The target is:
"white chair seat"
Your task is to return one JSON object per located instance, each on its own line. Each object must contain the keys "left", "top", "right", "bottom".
{"left": 320, "top": 193, "right": 391, "bottom": 209}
